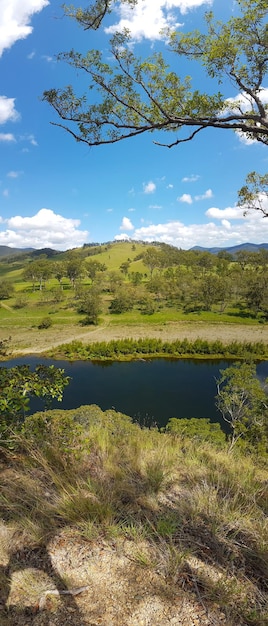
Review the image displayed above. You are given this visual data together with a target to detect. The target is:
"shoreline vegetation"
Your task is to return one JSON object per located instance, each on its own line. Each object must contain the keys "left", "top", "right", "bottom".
{"left": 2, "top": 320, "right": 268, "bottom": 358}
{"left": 47, "top": 336, "right": 268, "bottom": 361}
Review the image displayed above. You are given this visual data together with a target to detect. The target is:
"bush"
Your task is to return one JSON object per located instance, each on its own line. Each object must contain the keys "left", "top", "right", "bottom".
{"left": 38, "top": 316, "right": 52, "bottom": 329}
{"left": 0, "top": 280, "right": 14, "bottom": 299}
{"left": 13, "top": 296, "right": 27, "bottom": 309}
{"left": 166, "top": 417, "right": 226, "bottom": 445}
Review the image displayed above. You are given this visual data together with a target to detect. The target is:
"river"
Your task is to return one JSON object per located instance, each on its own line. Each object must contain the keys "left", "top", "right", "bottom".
{"left": 2, "top": 356, "right": 268, "bottom": 429}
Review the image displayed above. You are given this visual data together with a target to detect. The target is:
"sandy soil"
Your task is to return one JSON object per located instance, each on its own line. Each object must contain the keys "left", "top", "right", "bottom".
{"left": 1, "top": 320, "right": 268, "bottom": 356}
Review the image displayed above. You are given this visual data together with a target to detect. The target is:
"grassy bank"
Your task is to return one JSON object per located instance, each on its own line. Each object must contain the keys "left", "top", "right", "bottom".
{"left": 0, "top": 405, "right": 267, "bottom": 625}
{"left": 48, "top": 337, "right": 268, "bottom": 361}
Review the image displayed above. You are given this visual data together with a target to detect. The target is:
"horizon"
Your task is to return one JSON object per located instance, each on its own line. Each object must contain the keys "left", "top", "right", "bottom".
{"left": 1, "top": 0, "right": 268, "bottom": 251}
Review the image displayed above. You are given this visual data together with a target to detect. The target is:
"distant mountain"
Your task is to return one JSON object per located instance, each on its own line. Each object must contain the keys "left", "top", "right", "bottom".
{"left": 190, "top": 243, "right": 268, "bottom": 255}
{"left": 0, "top": 245, "right": 34, "bottom": 258}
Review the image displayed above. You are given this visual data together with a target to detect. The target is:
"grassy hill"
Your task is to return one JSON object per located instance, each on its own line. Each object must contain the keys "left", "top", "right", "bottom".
{"left": 0, "top": 405, "right": 267, "bottom": 625}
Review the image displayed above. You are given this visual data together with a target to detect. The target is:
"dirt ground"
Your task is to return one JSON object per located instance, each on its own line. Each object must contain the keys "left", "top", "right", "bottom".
{"left": 2, "top": 320, "right": 268, "bottom": 356}
{"left": 0, "top": 521, "right": 230, "bottom": 626}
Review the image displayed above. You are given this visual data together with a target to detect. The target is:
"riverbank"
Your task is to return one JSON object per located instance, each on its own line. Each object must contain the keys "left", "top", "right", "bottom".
{"left": 2, "top": 320, "right": 268, "bottom": 356}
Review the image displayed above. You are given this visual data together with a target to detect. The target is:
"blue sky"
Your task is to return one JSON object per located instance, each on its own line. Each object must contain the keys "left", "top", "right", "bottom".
{"left": 0, "top": 0, "right": 268, "bottom": 251}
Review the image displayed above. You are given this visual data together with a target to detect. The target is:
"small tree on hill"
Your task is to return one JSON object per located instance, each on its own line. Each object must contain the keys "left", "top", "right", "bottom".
{"left": 216, "top": 362, "right": 268, "bottom": 451}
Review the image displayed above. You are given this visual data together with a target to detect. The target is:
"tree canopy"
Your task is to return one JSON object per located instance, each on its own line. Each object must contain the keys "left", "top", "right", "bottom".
{"left": 43, "top": 0, "right": 268, "bottom": 148}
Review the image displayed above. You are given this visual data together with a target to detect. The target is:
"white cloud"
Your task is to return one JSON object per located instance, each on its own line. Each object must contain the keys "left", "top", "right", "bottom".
{"left": 19, "top": 133, "right": 38, "bottom": 146}
{"left": 178, "top": 193, "right": 193, "bottom": 204}
{"left": 149, "top": 204, "right": 162, "bottom": 209}
{"left": 207, "top": 193, "right": 268, "bottom": 220}
{"left": 131, "top": 199, "right": 268, "bottom": 249}
{"left": 221, "top": 219, "right": 231, "bottom": 229}
{"left": 7, "top": 170, "right": 22, "bottom": 178}
{"left": 206, "top": 206, "right": 245, "bottom": 220}
{"left": 105, "top": 0, "right": 212, "bottom": 41}
{"left": 3, "top": 189, "right": 9, "bottom": 198}
{"left": 182, "top": 174, "right": 200, "bottom": 182}
{"left": 0, "top": 96, "right": 19, "bottom": 124}
{"left": 120, "top": 216, "right": 134, "bottom": 231}
{"left": 132, "top": 209, "right": 268, "bottom": 249}
{"left": 27, "top": 50, "right": 35, "bottom": 59}
{"left": 0, "top": 133, "right": 16, "bottom": 142}
{"left": 0, "top": 0, "right": 50, "bottom": 57}
{"left": 114, "top": 233, "right": 131, "bottom": 241}
{"left": 0, "top": 208, "right": 88, "bottom": 250}
{"left": 143, "top": 181, "right": 156, "bottom": 194}
{"left": 128, "top": 207, "right": 136, "bottom": 212}
{"left": 195, "top": 188, "right": 213, "bottom": 201}
{"left": 167, "top": 184, "right": 174, "bottom": 189}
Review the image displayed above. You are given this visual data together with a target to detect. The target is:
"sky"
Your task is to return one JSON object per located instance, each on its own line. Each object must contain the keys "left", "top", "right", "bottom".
{"left": 0, "top": 0, "right": 268, "bottom": 251}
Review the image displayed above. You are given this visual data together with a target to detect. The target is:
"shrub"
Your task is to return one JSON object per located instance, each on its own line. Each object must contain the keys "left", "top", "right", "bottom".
{"left": 38, "top": 316, "right": 52, "bottom": 329}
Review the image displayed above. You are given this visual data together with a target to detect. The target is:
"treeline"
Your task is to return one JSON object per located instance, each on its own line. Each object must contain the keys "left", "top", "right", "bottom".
{"left": 3, "top": 242, "right": 268, "bottom": 323}
{"left": 51, "top": 337, "right": 268, "bottom": 360}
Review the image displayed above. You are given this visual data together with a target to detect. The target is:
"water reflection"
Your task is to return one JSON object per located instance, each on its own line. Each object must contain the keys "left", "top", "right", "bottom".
{"left": 2, "top": 356, "right": 259, "bottom": 429}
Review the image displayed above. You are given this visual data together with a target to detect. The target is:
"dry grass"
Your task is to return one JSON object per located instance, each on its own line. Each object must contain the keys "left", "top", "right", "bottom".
{"left": 2, "top": 319, "right": 268, "bottom": 356}
{"left": 0, "top": 406, "right": 267, "bottom": 625}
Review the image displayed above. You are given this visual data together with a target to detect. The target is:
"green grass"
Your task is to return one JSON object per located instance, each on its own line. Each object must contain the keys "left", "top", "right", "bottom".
{"left": 107, "top": 307, "right": 262, "bottom": 325}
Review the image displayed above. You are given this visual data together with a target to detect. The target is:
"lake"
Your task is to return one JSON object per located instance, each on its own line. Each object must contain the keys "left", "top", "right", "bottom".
{"left": 2, "top": 356, "right": 268, "bottom": 429}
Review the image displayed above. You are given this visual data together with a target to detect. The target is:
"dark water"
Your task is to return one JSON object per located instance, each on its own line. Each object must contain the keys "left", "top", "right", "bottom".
{"left": 2, "top": 356, "right": 268, "bottom": 429}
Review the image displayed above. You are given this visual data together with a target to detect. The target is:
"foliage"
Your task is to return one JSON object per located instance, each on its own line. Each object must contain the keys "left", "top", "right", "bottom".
{"left": 0, "top": 337, "right": 10, "bottom": 357}
{"left": 166, "top": 417, "right": 226, "bottom": 445}
{"left": 109, "top": 288, "right": 135, "bottom": 313}
{"left": 0, "top": 364, "right": 70, "bottom": 435}
{"left": 216, "top": 362, "right": 268, "bottom": 450}
{"left": 238, "top": 171, "right": 268, "bottom": 217}
{"left": 38, "top": 316, "right": 53, "bottom": 329}
{"left": 43, "top": 1, "right": 268, "bottom": 148}
{"left": 0, "top": 280, "right": 15, "bottom": 299}
{"left": 23, "top": 257, "right": 53, "bottom": 291}
{"left": 77, "top": 288, "right": 102, "bottom": 324}
{"left": 23, "top": 409, "right": 85, "bottom": 461}
{"left": 51, "top": 337, "right": 268, "bottom": 361}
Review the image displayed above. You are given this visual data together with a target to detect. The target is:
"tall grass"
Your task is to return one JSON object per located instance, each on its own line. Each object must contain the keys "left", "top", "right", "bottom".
{"left": 0, "top": 404, "right": 267, "bottom": 625}
{"left": 49, "top": 337, "right": 268, "bottom": 360}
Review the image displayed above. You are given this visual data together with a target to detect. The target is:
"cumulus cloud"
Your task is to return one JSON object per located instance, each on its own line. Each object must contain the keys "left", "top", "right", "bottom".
{"left": 114, "top": 233, "right": 131, "bottom": 241}
{"left": 143, "top": 181, "right": 156, "bottom": 194}
{"left": 178, "top": 193, "right": 193, "bottom": 204}
{"left": 105, "top": 0, "right": 212, "bottom": 41}
{"left": 0, "top": 208, "right": 88, "bottom": 250}
{"left": 132, "top": 208, "right": 268, "bottom": 249}
{"left": 195, "top": 189, "right": 213, "bottom": 201}
{"left": 0, "top": 96, "right": 19, "bottom": 125}
{"left": 0, "top": 0, "right": 49, "bottom": 57}
{"left": 0, "top": 133, "right": 16, "bottom": 142}
{"left": 206, "top": 206, "right": 245, "bottom": 220}
{"left": 120, "top": 216, "right": 134, "bottom": 231}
